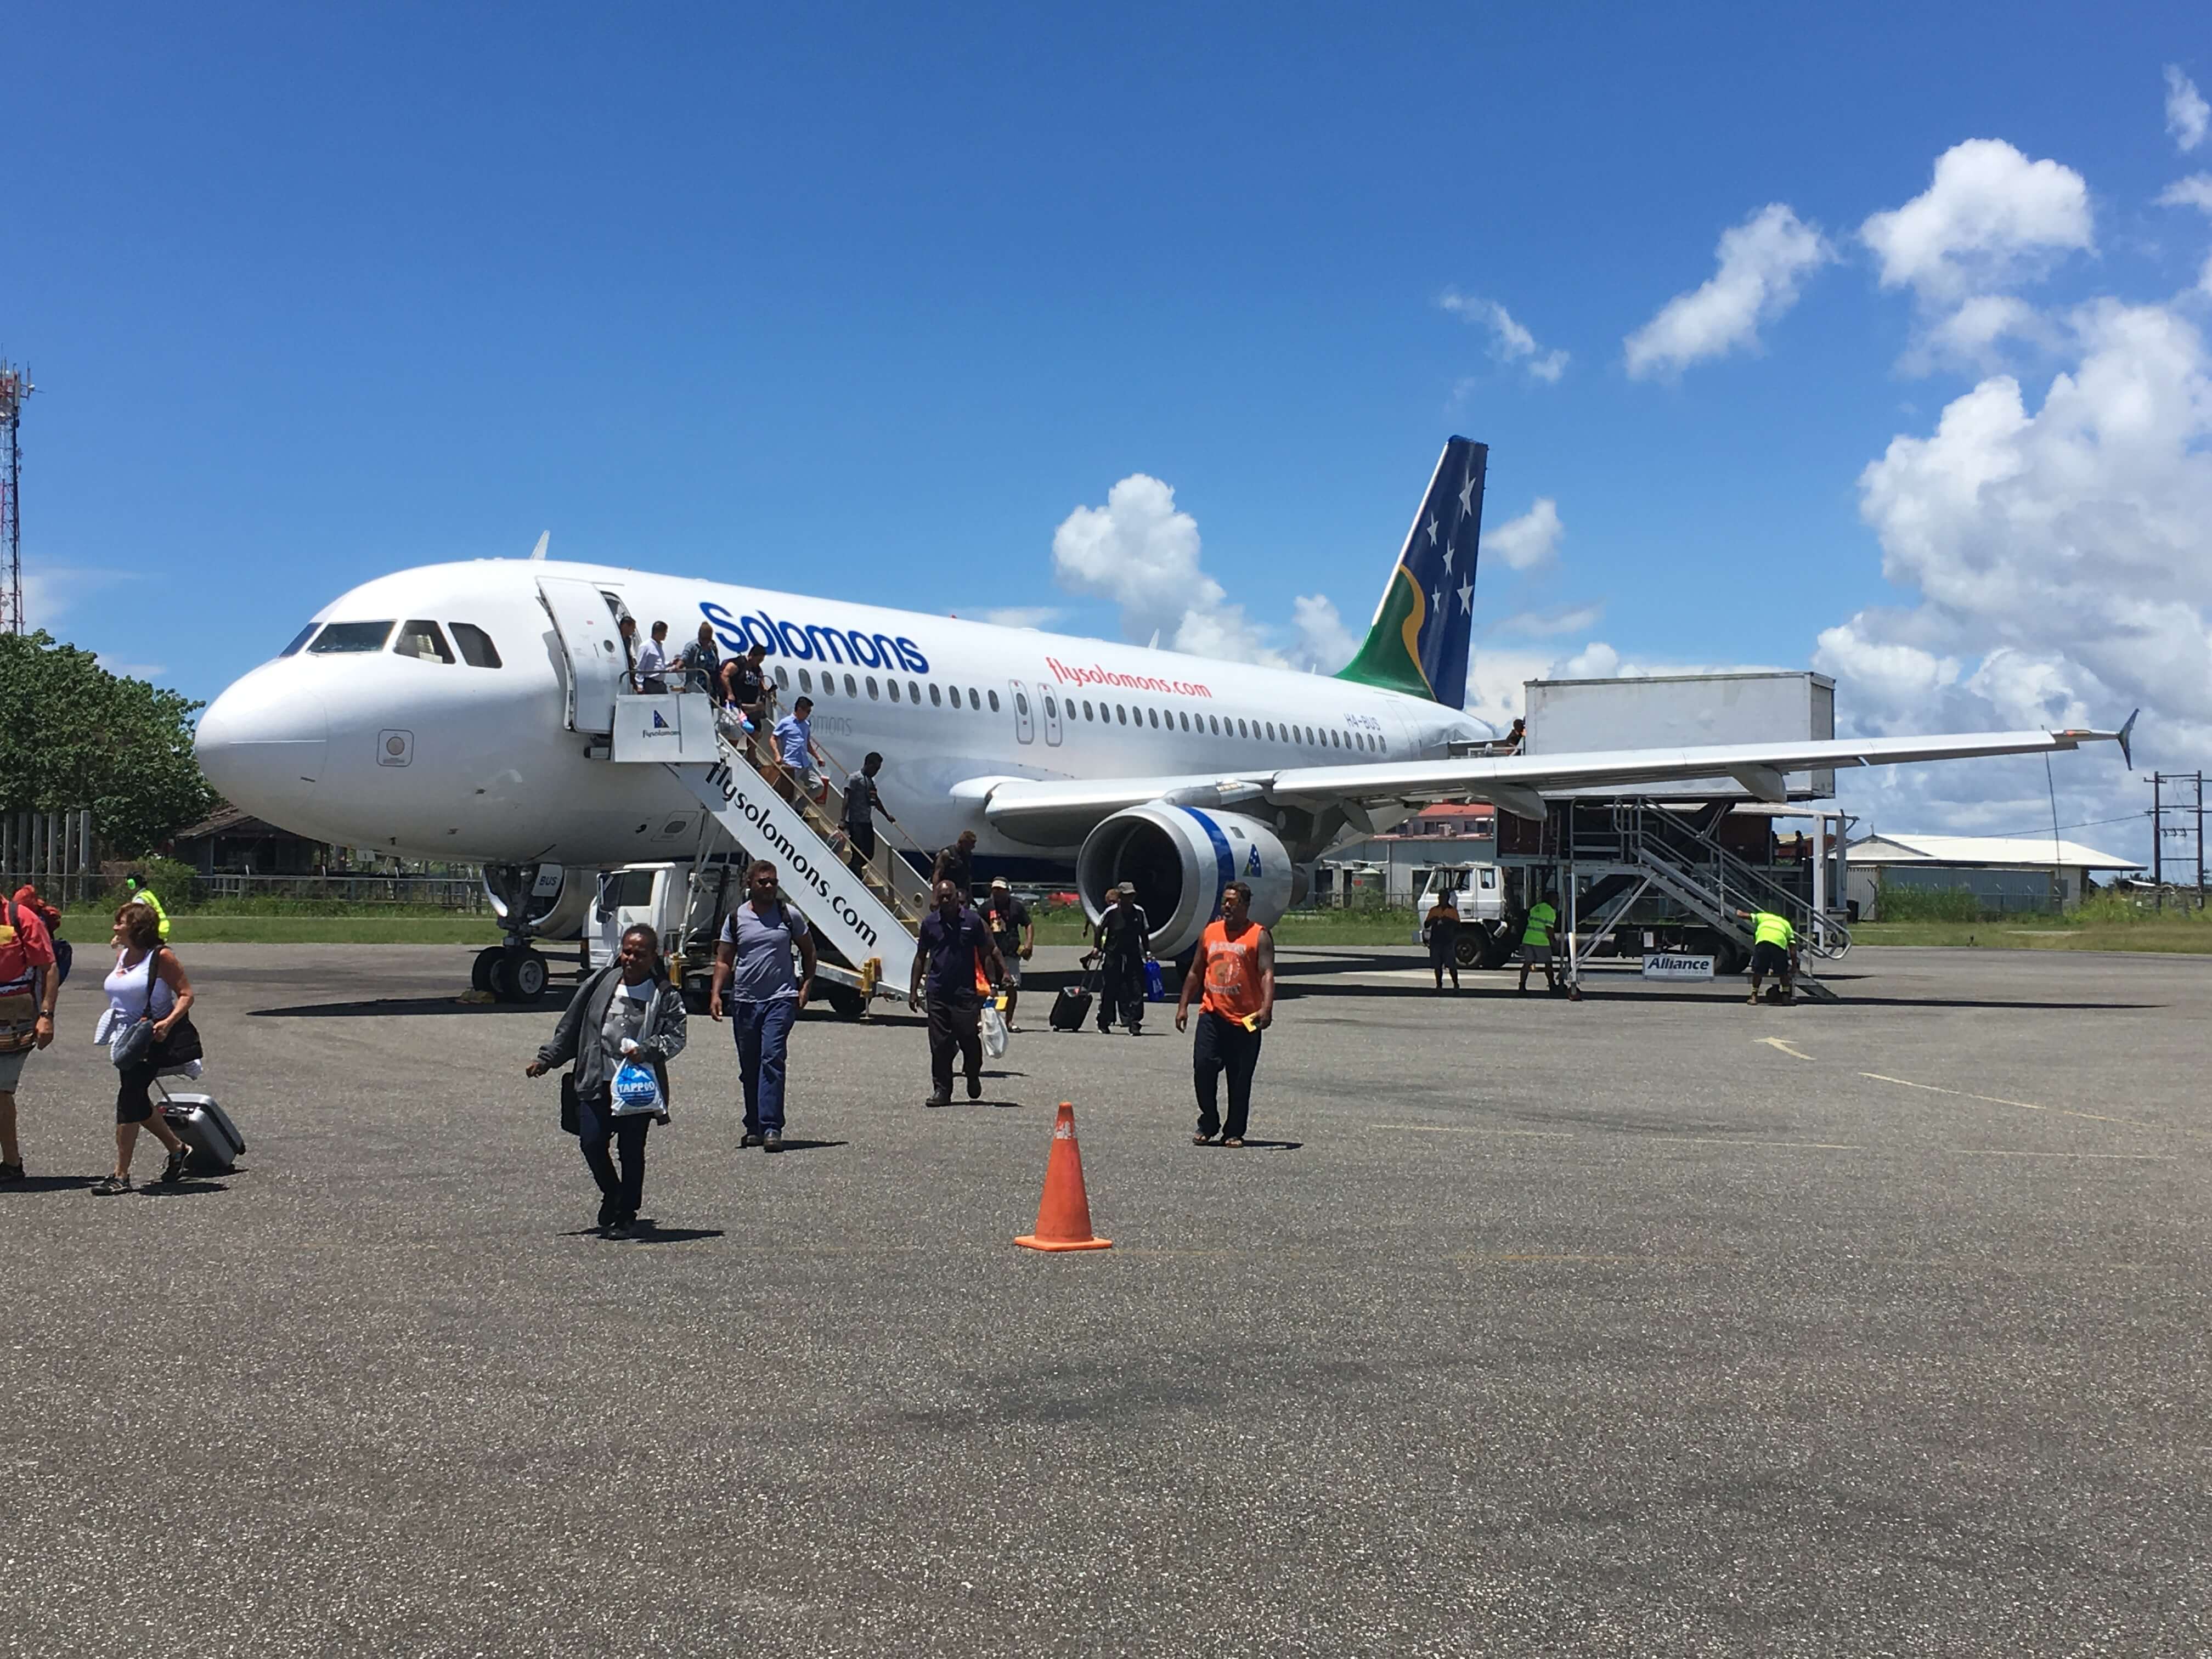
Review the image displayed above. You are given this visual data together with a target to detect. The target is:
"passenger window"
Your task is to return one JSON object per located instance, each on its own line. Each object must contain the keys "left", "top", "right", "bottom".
{"left": 450, "top": 623, "right": 503, "bottom": 668}
{"left": 1082, "top": 701, "right": 1094, "bottom": 720}
{"left": 867, "top": 678, "right": 879, "bottom": 699}
{"left": 988, "top": 690, "right": 1000, "bottom": 712}
{"left": 1209, "top": 715, "right": 1219, "bottom": 734}
{"left": 930, "top": 684, "right": 943, "bottom": 707}
{"left": 1015, "top": 691, "right": 1030, "bottom": 716}
{"left": 968, "top": 689, "right": 981, "bottom": 710}
{"left": 845, "top": 674, "right": 857, "bottom": 697}
{"left": 1116, "top": 705, "right": 1127, "bottom": 725}
{"left": 888, "top": 679, "right": 901, "bottom": 702}
{"left": 279, "top": 623, "right": 318, "bottom": 657}
{"left": 908, "top": 680, "right": 921, "bottom": 703}
{"left": 799, "top": 669, "right": 813, "bottom": 693}
{"left": 775, "top": 666, "right": 789, "bottom": 689}
{"left": 1045, "top": 695, "right": 1058, "bottom": 718}
{"left": 308, "top": 620, "right": 396, "bottom": 654}
{"left": 1147, "top": 708, "right": 1158, "bottom": 728}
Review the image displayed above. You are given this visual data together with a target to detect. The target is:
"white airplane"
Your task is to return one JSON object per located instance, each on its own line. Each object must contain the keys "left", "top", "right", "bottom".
{"left": 195, "top": 437, "right": 2131, "bottom": 995}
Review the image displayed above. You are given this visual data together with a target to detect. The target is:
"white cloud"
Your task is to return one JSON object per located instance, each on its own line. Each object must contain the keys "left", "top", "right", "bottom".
{"left": 1485, "top": 498, "right": 1563, "bottom": 570}
{"left": 2158, "top": 173, "right": 2212, "bottom": 215}
{"left": 1860, "top": 139, "right": 2092, "bottom": 304}
{"left": 975, "top": 606, "right": 1064, "bottom": 629}
{"left": 1902, "top": 293, "right": 2049, "bottom": 375}
{"left": 1050, "top": 473, "right": 1352, "bottom": 672}
{"left": 2168, "top": 66, "right": 2210, "bottom": 153}
{"left": 1288, "top": 594, "right": 1358, "bottom": 673}
{"left": 1440, "top": 290, "right": 1569, "bottom": 383}
{"left": 1493, "top": 602, "right": 1604, "bottom": 637}
{"left": 1815, "top": 296, "right": 2212, "bottom": 845}
{"left": 1623, "top": 204, "right": 1834, "bottom": 379}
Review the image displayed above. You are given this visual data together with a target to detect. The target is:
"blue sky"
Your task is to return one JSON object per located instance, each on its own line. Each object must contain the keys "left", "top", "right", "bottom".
{"left": 11, "top": 5, "right": 2210, "bottom": 856}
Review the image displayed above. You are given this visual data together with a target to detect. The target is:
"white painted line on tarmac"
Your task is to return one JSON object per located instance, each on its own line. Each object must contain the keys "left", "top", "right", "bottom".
{"left": 1859, "top": 1071, "right": 2158, "bottom": 1131}
{"left": 1758, "top": 1037, "right": 1814, "bottom": 1060}
{"left": 1375, "top": 1124, "right": 1577, "bottom": 1138}
{"left": 1945, "top": 1148, "right": 2175, "bottom": 1160}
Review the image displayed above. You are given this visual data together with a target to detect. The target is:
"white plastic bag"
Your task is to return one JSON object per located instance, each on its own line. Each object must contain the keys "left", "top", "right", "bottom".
{"left": 980, "top": 1003, "right": 1009, "bottom": 1059}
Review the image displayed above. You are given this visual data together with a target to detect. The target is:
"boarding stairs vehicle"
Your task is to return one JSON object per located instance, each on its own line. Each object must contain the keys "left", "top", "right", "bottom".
{"left": 1550, "top": 802, "right": 1849, "bottom": 1001}
{"left": 600, "top": 688, "right": 928, "bottom": 1011}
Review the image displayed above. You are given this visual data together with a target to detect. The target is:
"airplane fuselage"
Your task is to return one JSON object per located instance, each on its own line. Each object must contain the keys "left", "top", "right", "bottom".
{"left": 196, "top": 558, "right": 1486, "bottom": 871}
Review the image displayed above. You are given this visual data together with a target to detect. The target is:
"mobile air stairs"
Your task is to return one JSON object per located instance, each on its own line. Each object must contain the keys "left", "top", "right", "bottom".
{"left": 603, "top": 689, "right": 930, "bottom": 1012}
{"left": 1547, "top": 800, "right": 1851, "bottom": 1002}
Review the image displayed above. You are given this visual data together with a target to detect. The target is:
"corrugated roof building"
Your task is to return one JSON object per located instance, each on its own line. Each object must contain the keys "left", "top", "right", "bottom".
{"left": 1846, "top": 833, "right": 2141, "bottom": 918}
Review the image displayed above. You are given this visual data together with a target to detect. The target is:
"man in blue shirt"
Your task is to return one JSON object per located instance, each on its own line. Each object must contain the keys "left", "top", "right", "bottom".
{"left": 772, "top": 695, "right": 821, "bottom": 803}
{"left": 909, "top": 878, "right": 1004, "bottom": 1108}
{"left": 709, "top": 859, "right": 816, "bottom": 1152}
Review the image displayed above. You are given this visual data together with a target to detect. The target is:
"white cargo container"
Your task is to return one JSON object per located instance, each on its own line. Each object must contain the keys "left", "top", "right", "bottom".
{"left": 1523, "top": 672, "right": 1836, "bottom": 799}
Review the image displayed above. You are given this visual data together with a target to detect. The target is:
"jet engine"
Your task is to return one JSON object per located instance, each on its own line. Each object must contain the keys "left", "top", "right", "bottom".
{"left": 1075, "top": 805, "right": 1295, "bottom": 960}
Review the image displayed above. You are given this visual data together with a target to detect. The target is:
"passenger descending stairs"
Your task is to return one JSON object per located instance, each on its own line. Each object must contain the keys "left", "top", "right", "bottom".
{"left": 1568, "top": 802, "right": 1846, "bottom": 1002}
{"left": 663, "top": 726, "right": 929, "bottom": 995}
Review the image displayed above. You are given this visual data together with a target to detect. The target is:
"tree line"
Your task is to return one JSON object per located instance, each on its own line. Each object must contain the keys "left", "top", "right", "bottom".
{"left": 0, "top": 631, "right": 217, "bottom": 857}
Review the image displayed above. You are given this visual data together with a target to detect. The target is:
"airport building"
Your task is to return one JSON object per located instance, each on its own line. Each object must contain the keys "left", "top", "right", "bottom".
{"left": 1844, "top": 833, "right": 2141, "bottom": 918}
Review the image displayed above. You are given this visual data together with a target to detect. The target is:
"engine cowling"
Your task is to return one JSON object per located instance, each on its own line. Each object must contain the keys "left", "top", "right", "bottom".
{"left": 1075, "top": 806, "right": 1294, "bottom": 960}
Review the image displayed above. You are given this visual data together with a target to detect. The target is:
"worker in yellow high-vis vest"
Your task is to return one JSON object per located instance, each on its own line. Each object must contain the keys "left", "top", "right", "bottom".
{"left": 1516, "top": 889, "right": 1560, "bottom": 996}
{"left": 1736, "top": 907, "right": 1796, "bottom": 1005}
{"left": 123, "top": 875, "right": 170, "bottom": 941}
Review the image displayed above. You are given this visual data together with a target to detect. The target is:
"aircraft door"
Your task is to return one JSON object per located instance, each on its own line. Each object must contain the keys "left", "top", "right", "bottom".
{"left": 1009, "top": 681, "right": 1035, "bottom": 744}
{"left": 1039, "top": 684, "right": 1063, "bottom": 746}
{"left": 538, "top": 577, "right": 629, "bottom": 735}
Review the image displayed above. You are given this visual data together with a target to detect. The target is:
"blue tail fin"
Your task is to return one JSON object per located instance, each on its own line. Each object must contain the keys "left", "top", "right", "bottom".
{"left": 1335, "top": 437, "right": 1486, "bottom": 707}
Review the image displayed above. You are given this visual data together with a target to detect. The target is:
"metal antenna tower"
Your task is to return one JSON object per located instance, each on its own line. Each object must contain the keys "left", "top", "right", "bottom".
{"left": 0, "top": 361, "right": 29, "bottom": 635}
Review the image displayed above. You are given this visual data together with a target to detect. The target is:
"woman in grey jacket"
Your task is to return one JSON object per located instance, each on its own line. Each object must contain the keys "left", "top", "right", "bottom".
{"left": 526, "top": 923, "right": 688, "bottom": 1239}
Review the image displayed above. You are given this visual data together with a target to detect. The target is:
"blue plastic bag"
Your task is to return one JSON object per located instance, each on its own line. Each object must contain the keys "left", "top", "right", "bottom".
{"left": 1143, "top": 959, "right": 1167, "bottom": 1002}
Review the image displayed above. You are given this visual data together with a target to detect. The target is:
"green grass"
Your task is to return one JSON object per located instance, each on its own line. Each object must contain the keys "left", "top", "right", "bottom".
{"left": 1031, "top": 906, "right": 1425, "bottom": 947}
{"left": 1852, "top": 896, "right": 2212, "bottom": 954}
{"left": 56, "top": 911, "right": 504, "bottom": 945}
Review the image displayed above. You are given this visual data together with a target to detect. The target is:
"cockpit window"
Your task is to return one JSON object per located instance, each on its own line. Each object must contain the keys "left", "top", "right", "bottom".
{"left": 450, "top": 624, "right": 503, "bottom": 669}
{"left": 392, "top": 620, "right": 454, "bottom": 664}
{"left": 307, "top": 621, "right": 396, "bottom": 654}
{"left": 278, "top": 623, "right": 318, "bottom": 658}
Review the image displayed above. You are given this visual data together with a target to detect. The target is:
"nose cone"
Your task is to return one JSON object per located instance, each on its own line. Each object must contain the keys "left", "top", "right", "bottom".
{"left": 196, "top": 667, "right": 329, "bottom": 817}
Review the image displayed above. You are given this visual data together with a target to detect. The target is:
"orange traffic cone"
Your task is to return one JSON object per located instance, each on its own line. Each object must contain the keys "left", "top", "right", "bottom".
{"left": 1015, "top": 1102, "right": 1113, "bottom": 1252}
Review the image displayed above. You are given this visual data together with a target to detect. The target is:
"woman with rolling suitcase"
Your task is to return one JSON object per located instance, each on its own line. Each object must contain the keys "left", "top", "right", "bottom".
{"left": 93, "top": 901, "right": 199, "bottom": 1194}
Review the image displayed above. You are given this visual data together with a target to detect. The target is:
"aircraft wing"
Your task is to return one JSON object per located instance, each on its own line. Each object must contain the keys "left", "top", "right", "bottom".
{"left": 953, "top": 720, "right": 2135, "bottom": 846}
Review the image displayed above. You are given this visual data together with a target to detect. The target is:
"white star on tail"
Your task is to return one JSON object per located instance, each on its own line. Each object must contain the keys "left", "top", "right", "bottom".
{"left": 1442, "top": 540, "right": 1454, "bottom": 573}
{"left": 1425, "top": 514, "right": 1438, "bottom": 546}
{"left": 1458, "top": 469, "right": 1477, "bottom": 516}
{"left": 1458, "top": 578, "right": 1474, "bottom": 614}
{"left": 1431, "top": 586, "right": 1443, "bottom": 617}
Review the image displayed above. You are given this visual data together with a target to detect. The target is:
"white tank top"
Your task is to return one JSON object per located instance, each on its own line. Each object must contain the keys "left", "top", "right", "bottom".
{"left": 105, "top": 949, "right": 177, "bottom": 1022}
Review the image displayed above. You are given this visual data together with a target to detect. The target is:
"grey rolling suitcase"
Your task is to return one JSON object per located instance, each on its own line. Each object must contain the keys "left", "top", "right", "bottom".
{"left": 159, "top": 1094, "right": 246, "bottom": 1176}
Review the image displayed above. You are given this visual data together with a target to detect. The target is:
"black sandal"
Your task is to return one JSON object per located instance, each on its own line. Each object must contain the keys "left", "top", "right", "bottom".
{"left": 91, "top": 1173, "right": 132, "bottom": 1196}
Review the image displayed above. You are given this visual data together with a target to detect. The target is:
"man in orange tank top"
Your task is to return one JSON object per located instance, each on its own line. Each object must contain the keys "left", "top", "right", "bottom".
{"left": 1175, "top": 879, "right": 1275, "bottom": 1148}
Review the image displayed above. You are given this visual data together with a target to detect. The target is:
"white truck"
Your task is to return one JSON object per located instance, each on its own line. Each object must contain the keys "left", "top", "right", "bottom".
{"left": 585, "top": 859, "right": 878, "bottom": 1018}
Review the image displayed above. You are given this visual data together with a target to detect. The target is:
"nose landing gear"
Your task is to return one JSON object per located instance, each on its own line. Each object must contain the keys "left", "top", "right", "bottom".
{"left": 472, "top": 943, "right": 551, "bottom": 1003}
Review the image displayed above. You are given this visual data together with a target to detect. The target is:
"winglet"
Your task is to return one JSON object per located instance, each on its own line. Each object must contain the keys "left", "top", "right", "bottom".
{"left": 529, "top": 532, "right": 550, "bottom": 561}
{"left": 2117, "top": 708, "right": 2138, "bottom": 768}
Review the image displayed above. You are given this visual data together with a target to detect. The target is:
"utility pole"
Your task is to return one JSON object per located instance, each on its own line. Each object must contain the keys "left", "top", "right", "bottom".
{"left": 2148, "top": 771, "right": 2208, "bottom": 912}
{"left": 0, "top": 361, "right": 29, "bottom": 635}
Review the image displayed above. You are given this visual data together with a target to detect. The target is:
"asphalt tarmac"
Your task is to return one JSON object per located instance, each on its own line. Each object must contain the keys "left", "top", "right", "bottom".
{"left": 5, "top": 942, "right": 2209, "bottom": 1656}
